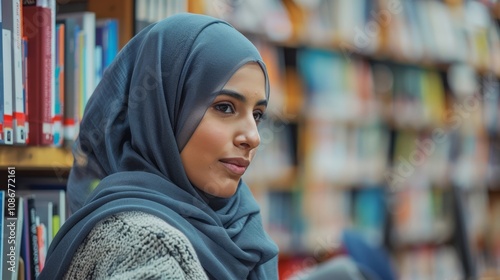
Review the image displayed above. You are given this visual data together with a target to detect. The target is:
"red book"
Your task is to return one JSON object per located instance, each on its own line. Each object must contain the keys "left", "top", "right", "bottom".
{"left": 22, "top": 4, "right": 53, "bottom": 145}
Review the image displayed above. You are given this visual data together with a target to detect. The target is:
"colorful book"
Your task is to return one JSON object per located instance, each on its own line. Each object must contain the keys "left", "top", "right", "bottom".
{"left": 56, "top": 17, "right": 78, "bottom": 147}
{"left": 57, "top": 11, "right": 96, "bottom": 110}
{"left": 18, "top": 189, "right": 66, "bottom": 240}
{"left": 53, "top": 23, "right": 65, "bottom": 146}
{"left": 48, "top": 0, "right": 56, "bottom": 146}
{"left": 36, "top": 217, "right": 46, "bottom": 272}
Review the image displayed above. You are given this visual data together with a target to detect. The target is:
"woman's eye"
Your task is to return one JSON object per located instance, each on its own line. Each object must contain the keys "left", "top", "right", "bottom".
{"left": 253, "top": 111, "right": 265, "bottom": 123}
{"left": 214, "top": 103, "right": 234, "bottom": 114}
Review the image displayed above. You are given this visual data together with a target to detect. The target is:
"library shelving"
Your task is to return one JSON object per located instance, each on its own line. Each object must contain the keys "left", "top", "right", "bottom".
{"left": 0, "top": 146, "right": 72, "bottom": 170}
{"left": 204, "top": 0, "right": 500, "bottom": 279}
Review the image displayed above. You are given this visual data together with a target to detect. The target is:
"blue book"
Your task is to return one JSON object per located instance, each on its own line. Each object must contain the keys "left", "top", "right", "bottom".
{"left": 53, "top": 23, "right": 64, "bottom": 146}
{"left": 56, "top": 17, "right": 78, "bottom": 147}
{"left": 96, "top": 19, "right": 118, "bottom": 72}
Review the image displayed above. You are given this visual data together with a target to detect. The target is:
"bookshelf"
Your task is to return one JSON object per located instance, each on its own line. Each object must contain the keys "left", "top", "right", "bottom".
{"left": 0, "top": 146, "right": 72, "bottom": 170}
{"left": 2, "top": 0, "right": 500, "bottom": 279}
{"left": 197, "top": 0, "right": 500, "bottom": 279}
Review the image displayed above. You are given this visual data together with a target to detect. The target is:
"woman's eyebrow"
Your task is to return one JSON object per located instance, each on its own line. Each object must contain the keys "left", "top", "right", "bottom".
{"left": 218, "top": 89, "right": 268, "bottom": 107}
{"left": 219, "top": 89, "right": 246, "bottom": 102}
{"left": 256, "top": 99, "right": 268, "bottom": 107}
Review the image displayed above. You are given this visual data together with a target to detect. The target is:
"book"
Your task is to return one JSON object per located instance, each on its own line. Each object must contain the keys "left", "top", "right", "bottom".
{"left": 20, "top": 197, "right": 31, "bottom": 280}
{"left": 76, "top": 30, "right": 84, "bottom": 121}
{"left": 2, "top": 29, "right": 13, "bottom": 145}
{"left": 36, "top": 217, "right": 46, "bottom": 272}
{"left": 26, "top": 197, "right": 40, "bottom": 278}
{"left": 22, "top": 36, "right": 28, "bottom": 144}
{"left": 56, "top": 17, "right": 78, "bottom": 147}
{"left": 135, "top": 0, "right": 151, "bottom": 33}
{"left": 18, "top": 189, "right": 66, "bottom": 237}
{"left": 94, "top": 45, "right": 102, "bottom": 85}
{"left": 96, "top": 18, "right": 118, "bottom": 72}
{"left": 53, "top": 23, "right": 65, "bottom": 147}
{"left": 23, "top": 1, "right": 53, "bottom": 145}
{"left": 48, "top": 0, "right": 56, "bottom": 146}
{"left": 11, "top": 0, "right": 26, "bottom": 144}
{"left": 2, "top": 0, "right": 19, "bottom": 145}
{"left": 52, "top": 204, "right": 60, "bottom": 239}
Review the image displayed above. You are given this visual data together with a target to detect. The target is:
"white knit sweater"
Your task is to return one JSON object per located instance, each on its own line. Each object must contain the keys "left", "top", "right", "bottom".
{"left": 64, "top": 211, "right": 208, "bottom": 279}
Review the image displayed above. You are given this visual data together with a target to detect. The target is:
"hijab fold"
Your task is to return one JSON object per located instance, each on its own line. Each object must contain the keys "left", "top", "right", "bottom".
{"left": 39, "top": 13, "right": 278, "bottom": 280}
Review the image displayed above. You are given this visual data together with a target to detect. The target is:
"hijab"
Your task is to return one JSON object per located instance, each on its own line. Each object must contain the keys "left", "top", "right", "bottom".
{"left": 40, "top": 13, "right": 278, "bottom": 279}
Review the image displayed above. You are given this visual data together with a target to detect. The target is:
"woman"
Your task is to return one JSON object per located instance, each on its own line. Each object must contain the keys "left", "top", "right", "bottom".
{"left": 39, "top": 13, "right": 279, "bottom": 279}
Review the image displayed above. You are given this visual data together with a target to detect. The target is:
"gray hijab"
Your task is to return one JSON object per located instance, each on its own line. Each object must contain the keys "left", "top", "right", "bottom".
{"left": 41, "top": 13, "right": 278, "bottom": 279}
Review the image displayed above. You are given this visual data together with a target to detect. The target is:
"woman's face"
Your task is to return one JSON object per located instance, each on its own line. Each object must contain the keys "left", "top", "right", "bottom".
{"left": 180, "top": 63, "right": 267, "bottom": 198}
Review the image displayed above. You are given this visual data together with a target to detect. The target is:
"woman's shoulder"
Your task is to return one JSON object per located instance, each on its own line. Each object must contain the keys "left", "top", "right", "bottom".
{"left": 65, "top": 211, "right": 208, "bottom": 279}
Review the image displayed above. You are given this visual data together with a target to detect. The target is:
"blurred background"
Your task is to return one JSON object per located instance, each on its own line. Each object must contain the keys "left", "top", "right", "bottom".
{"left": 1, "top": 0, "right": 499, "bottom": 279}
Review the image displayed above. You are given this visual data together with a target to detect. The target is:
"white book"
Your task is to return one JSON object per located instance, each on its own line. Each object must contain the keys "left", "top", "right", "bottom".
{"left": 148, "top": 0, "right": 158, "bottom": 22}
{"left": 136, "top": 0, "right": 148, "bottom": 23}
{"left": 427, "top": 1, "right": 457, "bottom": 62}
{"left": 12, "top": 0, "right": 25, "bottom": 144}
{"left": 415, "top": 1, "right": 437, "bottom": 60}
{"left": 2, "top": 29, "right": 13, "bottom": 145}
{"left": 156, "top": 0, "right": 164, "bottom": 21}
{"left": 177, "top": 0, "right": 187, "bottom": 14}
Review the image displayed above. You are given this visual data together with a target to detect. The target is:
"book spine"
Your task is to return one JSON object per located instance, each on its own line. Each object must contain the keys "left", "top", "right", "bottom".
{"left": 51, "top": 204, "right": 60, "bottom": 239}
{"left": 21, "top": 197, "right": 32, "bottom": 280}
{"left": 59, "top": 18, "right": 77, "bottom": 147}
{"left": 2, "top": 29, "right": 13, "bottom": 144}
{"left": 53, "top": 23, "right": 64, "bottom": 146}
{"left": 26, "top": 198, "right": 39, "bottom": 278}
{"left": 36, "top": 218, "right": 46, "bottom": 272}
{"left": 12, "top": 197, "right": 24, "bottom": 280}
{"left": 12, "top": 0, "right": 26, "bottom": 144}
{"left": 23, "top": 6, "right": 53, "bottom": 145}
{"left": 49, "top": 0, "right": 56, "bottom": 146}
{"left": 22, "top": 36, "right": 28, "bottom": 144}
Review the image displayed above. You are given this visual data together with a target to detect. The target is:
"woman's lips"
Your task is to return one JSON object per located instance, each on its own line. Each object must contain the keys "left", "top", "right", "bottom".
{"left": 219, "top": 158, "right": 249, "bottom": 175}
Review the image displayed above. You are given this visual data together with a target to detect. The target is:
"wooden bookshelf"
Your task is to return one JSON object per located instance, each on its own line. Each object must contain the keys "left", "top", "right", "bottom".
{"left": 0, "top": 146, "right": 73, "bottom": 170}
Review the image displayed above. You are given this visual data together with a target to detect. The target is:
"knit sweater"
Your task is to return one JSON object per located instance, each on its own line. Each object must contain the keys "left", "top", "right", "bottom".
{"left": 64, "top": 211, "right": 208, "bottom": 279}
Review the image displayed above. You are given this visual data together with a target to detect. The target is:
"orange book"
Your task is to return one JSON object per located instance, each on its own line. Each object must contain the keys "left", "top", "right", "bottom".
{"left": 36, "top": 221, "right": 46, "bottom": 272}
